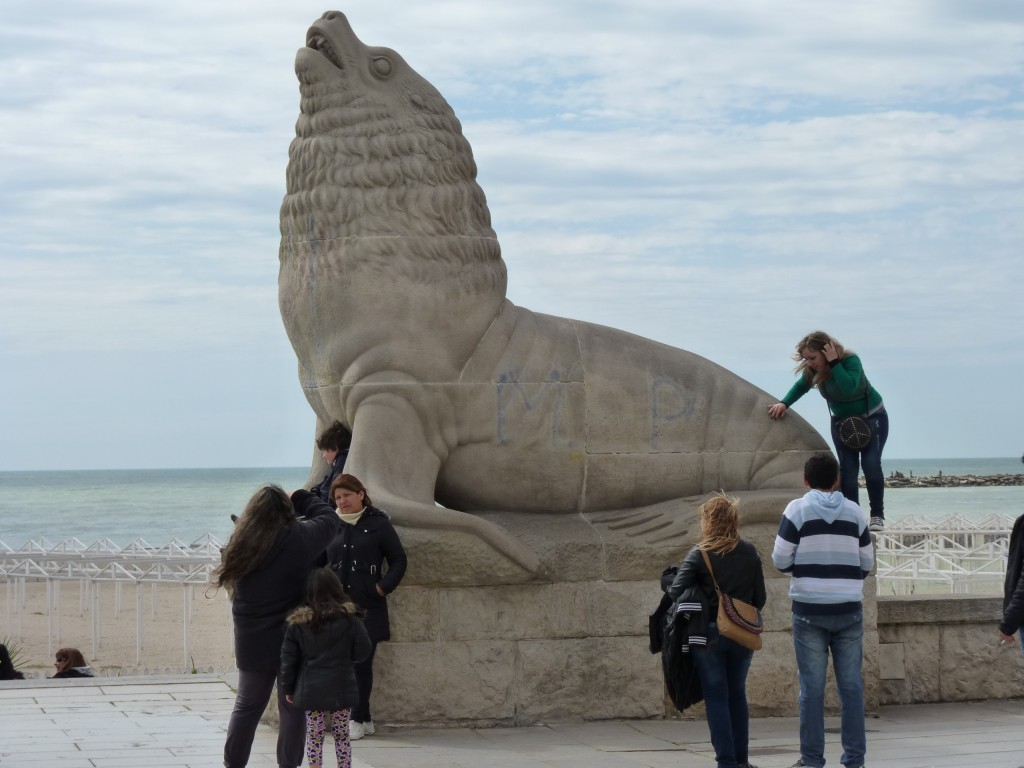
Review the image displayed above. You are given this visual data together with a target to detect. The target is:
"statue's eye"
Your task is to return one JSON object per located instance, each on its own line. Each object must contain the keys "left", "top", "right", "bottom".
{"left": 370, "top": 56, "right": 393, "bottom": 79}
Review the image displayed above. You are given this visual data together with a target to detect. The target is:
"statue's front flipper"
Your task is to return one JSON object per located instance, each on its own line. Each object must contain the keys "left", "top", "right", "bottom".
{"left": 344, "top": 391, "right": 544, "bottom": 578}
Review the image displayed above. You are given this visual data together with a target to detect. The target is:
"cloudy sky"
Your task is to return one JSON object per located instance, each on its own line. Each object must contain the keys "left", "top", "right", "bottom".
{"left": 1, "top": 0, "right": 1022, "bottom": 471}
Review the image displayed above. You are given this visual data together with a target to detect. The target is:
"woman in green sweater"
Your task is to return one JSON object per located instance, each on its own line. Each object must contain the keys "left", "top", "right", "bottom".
{"left": 768, "top": 331, "right": 888, "bottom": 531}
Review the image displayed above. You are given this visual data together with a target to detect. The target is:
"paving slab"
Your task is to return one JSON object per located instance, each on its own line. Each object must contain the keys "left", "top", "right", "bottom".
{"left": 0, "top": 675, "right": 1022, "bottom": 767}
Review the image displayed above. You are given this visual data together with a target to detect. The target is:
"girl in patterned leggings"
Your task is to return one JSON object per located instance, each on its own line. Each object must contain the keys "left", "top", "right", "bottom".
{"left": 280, "top": 568, "right": 372, "bottom": 768}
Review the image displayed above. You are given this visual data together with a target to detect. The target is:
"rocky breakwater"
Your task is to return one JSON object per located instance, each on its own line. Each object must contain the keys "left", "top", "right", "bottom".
{"left": 876, "top": 472, "right": 1024, "bottom": 488}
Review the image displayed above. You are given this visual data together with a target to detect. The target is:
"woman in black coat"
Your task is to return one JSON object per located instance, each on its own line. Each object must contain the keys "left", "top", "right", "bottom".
{"left": 324, "top": 474, "right": 407, "bottom": 739}
{"left": 213, "top": 485, "right": 341, "bottom": 768}
{"left": 668, "top": 494, "right": 766, "bottom": 768}
{"left": 51, "top": 647, "right": 95, "bottom": 678}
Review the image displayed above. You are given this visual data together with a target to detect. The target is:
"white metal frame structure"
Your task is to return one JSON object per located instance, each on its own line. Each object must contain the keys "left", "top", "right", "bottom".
{"left": 875, "top": 514, "right": 1015, "bottom": 596}
{"left": 0, "top": 535, "right": 226, "bottom": 670}
{"left": 2, "top": 514, "right": 1016, "bottom": 673}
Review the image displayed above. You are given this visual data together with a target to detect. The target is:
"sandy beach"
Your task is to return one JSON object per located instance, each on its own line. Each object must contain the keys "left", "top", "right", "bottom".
{"left": 3, "top": 578, "right": 236, "bottom": 677}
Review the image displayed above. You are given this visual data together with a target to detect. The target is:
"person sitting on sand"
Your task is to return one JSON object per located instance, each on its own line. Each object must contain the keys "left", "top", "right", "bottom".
{"left": 52, "top": 647, "right": 95, "bottom": 678}
{"left": 0, "top": 643, "right": 25, "bottom": 680}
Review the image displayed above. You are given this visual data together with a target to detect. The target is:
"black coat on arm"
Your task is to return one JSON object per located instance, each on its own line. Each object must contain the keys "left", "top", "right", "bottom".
{"left": 1000, "top": 513, "right": 1024, "bottom": 637}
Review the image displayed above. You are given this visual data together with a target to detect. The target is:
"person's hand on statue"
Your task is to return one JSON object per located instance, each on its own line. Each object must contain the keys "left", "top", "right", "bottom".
{"left": 768, "top": 403, "right": 788, "bottom": 420}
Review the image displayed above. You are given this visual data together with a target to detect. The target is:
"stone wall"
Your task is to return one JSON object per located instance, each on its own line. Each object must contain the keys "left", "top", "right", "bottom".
{"left": 365, "top": 499, "right": 881, "bottom": 726}
{"left": 374, "top": 573, "right": 878, "bottom": 726}
{"left": 878, "top": 595, "right": 1024, "bottom": 704}
{"left": 264, "top": 524, "right": 1021, "bottom": 729}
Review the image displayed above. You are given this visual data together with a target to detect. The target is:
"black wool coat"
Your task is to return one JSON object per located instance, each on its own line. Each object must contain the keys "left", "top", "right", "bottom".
{"left": 321, "top": 506, "right": 407, "bottom": 642}
{"left": 230, "top": 491, "right": 340, "bottom": 671}
{"left": 279, "top": 605, "right": 372, "bottom": 712}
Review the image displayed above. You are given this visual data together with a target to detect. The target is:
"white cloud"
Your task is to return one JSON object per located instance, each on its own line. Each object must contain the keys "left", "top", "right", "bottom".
{"left": 0, "top": 0, "right": 1022, "bottom": 468}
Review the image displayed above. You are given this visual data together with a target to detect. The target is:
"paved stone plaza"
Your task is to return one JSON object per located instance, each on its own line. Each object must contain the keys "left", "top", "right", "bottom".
{"left": 1, "top": 674, "right": 1023, "bottom": 767}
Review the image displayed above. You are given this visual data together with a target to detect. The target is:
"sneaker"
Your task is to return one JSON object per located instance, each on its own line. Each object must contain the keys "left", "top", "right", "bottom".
{"left": 349, "top": 721, "right": 365, "bottom": 740}
{"left": 869, "top": 516, "right": 884, "bottom": 532}
{"left": 789, "top": 761, "right": 813, "bottom": 768}
{"left": 362, "top": 720, "right": 376, "bottom": 736}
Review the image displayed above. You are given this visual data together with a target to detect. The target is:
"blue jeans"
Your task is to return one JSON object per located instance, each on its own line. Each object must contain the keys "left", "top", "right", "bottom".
{"left": 831, "top": 407, "right": 888, "bottom": 519}
{"left": 692, "top": 631, "right": 754, "bottom": 768}
{"left": 791, "top": 612, "right": 866, "bottom": 768}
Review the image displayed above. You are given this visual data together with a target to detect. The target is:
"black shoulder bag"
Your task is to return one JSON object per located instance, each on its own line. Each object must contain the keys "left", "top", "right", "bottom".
{"left": 836, "top": 383, "right": 872, "bottom": 451}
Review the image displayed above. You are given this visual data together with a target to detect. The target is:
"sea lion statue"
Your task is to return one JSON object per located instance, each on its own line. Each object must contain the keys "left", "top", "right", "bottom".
{"left": 279, "top": 11, "right": 828, "bottom": 578}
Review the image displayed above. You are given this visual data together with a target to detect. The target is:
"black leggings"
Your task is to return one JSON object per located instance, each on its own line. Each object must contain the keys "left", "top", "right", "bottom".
{"left": 352, "top": 640, "right": 378, "bottom": 723}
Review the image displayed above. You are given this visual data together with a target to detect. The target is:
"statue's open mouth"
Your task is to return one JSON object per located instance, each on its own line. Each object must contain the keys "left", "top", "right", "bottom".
{"left": 306, "top": 30, "right": 344, "bottom": 70}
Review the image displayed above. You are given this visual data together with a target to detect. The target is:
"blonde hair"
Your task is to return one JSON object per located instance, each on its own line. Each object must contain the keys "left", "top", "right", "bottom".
{"left": 696, "top": 493, "right": 741, "bottom": 555}
{"left": 791, "top": 330, "right": 854, "bottom": 387}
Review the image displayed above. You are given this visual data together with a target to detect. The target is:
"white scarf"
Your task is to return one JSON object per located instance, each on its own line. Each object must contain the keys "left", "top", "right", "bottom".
{"left": 338, "top": 506, "right": 366, "bottom": 526}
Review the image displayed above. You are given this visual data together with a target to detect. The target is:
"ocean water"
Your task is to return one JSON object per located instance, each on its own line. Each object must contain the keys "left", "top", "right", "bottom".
{"left": 0, "top": 466, "right": 311, "bottom": 550}
{"left": 0, "top": 458, "right": 1022, "bottom": 549}
{"left": 880, "top": 457, "right": 1024, "bottom": 525}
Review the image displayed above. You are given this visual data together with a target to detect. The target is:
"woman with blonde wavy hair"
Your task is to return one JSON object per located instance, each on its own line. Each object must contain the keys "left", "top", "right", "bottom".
{"left": 669, "top": 494, "right": 766, "bottom": 768}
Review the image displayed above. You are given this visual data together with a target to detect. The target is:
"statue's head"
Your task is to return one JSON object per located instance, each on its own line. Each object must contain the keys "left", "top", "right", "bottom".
{"left": 281, "top": 10, "right": 496, "bottom": 242}
{"left": 278, "top": 12, "right": 508, "bottom": 413}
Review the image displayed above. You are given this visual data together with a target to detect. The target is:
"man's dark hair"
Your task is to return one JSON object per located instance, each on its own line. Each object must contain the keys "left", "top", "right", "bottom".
{"left": 804, "top": 452, "right": 839, "bottom": 491}
{"left": 315, "top": 421, "right": 352, "bottom": 452}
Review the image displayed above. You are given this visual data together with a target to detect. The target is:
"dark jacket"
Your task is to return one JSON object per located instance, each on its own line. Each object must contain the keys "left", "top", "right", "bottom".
{"left": 310, "top": 451, "right": 349, "bottom": 508}
{"left": 53, "top": 667, "right": 95, "bottom": 678}
{"left": 653, "top": 571, "right": 707, "bottom": 712}
{"left": 667, "top": 540, "right": 767, "bottom": 617}
{"left": 1000, "top": 513, "right": 1024, "bottom": 636}
{"left": 231, "top": 490, "right": 341, "bottom": 671}
{"left": 279, "top": 604, "right": 372, "bottom": 712}
{"left": 322, "top": 506, "right": 407, "bottom": 642}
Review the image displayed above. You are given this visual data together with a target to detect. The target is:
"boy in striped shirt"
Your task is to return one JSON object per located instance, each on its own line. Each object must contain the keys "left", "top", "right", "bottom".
{"left": 772, "top": 452, "right": 874, "bottom": 768}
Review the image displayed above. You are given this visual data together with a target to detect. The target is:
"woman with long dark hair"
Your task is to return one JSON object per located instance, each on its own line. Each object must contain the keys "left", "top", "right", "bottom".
{"left": 213, "top": 485, "right": 340, "bottom": 768}
{"left": 668, "top": 494, "right": 766, "bottom": 768}
{"left": 324, "top": 474, "right": 407, "bottom": 739}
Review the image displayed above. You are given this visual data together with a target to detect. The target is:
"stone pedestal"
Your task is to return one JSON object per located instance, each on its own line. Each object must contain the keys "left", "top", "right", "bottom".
{"left": 368, "top": 491, "right": 879, "bottom": 726}
{"left": 263, "top": 491, "right": 878, "bottom": 728}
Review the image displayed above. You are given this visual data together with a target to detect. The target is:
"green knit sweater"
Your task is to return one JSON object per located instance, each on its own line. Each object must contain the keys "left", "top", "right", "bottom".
{"left": 781, "top": 354, "right": 883, "bottom": 419}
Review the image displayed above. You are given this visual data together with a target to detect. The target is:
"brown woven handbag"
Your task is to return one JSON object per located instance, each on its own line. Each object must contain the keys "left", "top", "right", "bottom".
{"left": 701, "top": 550, "right": 764, "bottom": 651}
